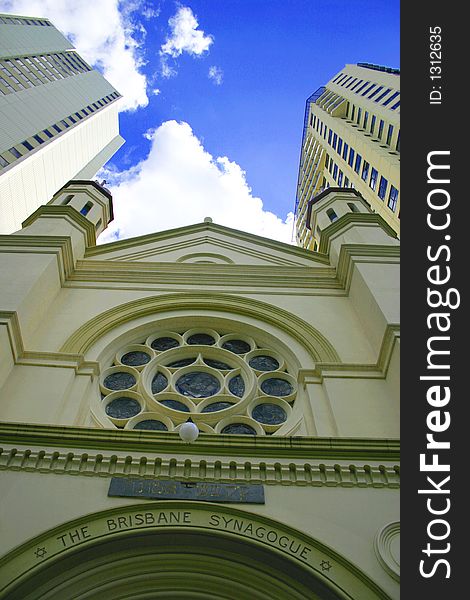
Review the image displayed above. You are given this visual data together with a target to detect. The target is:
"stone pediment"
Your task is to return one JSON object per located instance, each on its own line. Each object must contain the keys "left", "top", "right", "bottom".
{"left": 86, "top": 222, "right": 329, "bottom": 267}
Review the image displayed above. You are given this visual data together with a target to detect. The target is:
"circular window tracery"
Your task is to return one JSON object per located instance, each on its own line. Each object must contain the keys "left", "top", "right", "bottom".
{"left": 99, "top": 328, "right": 297, "bottom": 435}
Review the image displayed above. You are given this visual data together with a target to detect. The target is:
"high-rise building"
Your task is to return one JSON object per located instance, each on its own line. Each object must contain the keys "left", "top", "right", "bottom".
{"left": 0, "top": 182, "right": 400, "bottom": 599}
{"left": 295, "top": 63, "right": 400, "bottom": 250}
{"left": 0, "top": 13, "right": 124, "bottom": 234}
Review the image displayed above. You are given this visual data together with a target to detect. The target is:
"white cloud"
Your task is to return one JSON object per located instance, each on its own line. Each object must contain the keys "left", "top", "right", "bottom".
{"left": 160, "top": 55, "right": 177, "bottom": 78}
{"left": 208, "top": 66, "right": 223, "bottom": 85}
{"left": 98, "top": 121, "right": 294, "bottom": 245}
{"left": 0, "top": 0, "right": 151, "bottom": 111}
{"left": 160, "top": 6, "right": 213, "bottom": 58}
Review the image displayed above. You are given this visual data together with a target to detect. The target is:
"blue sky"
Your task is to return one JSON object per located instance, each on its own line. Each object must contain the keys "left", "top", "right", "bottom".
{"left": 1, "top": 0, "right": 399, "bottom": 243}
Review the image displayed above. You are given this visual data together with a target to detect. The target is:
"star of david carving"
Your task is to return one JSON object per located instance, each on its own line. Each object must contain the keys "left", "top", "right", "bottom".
{"left": 320, "top": 559, "right": 332, "bottom": 572}
{"left": 34, "top": 547, "right": 47, "bottom": 559}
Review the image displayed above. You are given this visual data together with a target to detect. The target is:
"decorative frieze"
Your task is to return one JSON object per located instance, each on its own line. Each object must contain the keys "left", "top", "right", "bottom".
{"left": 0, "top": 446, "right": 400, "bottom": 488}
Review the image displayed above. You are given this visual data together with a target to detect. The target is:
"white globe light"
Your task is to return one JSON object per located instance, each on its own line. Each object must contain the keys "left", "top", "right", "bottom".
{"left": 179, "top": 421, "right": 199, "bottom": 443}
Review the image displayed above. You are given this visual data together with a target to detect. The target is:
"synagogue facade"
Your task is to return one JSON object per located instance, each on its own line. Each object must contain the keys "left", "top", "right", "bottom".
{"left": 0, "top": 182, "right": 399, "bottom": 599}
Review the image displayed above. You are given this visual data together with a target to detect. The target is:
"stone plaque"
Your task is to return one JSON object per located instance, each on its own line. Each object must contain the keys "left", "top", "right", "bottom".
{"left": 108, "top": 478, "right": 265, "bottom": 504}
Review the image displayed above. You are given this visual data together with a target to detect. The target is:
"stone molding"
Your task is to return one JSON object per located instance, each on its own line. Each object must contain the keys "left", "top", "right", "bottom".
{"left": 0, "top": 422, "right": 399, "bottom": 460}
{"left": 317, "top": 214, "right": 398, "bottom": 255}
{"left": 374, "top": 522, "right": 400, "bottom": 581}
{"left": 0, "top": 235, "right": 76, "bottom": 284}
{"left": 0, "top": 446, "right": 400, "bottom": 488}
{"left": 21, "top": 205, "right": 96, "bottom": 247}
{"left": 0, "top": 502, "right": 395, "bottom": 600}
{"left": 59, "top": 292, "right": 341, "bottom": 362}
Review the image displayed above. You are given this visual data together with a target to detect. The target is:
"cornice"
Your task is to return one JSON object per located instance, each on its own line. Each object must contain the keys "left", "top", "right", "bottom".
{"left": 318, "top": 214, "right": 398, "bottom": 255}
{"left": 336, "top": 244, "right": 400, "bottom": 292}
{"left": 0, "top": 313, "right": 99, "bottom": 373}
{"left": 21, "top": 206, "right": 96, "bottom": 247}
{"left": 299, "top": 324, "right": 400, "bottom": 382}
{"left": 0, "top": 311, "right": 23, "bottom": 361}
{"left": 0, "top": 443, "right": 399, "bottom": 488}
{"left": 18, "top": 351, "right": 99, "bottom": 375}
{"left": 70, "top": 260, "right": 340, "bottom": 289}
{"left": 0, "top": 235, "right": 75, "bottom": 283}
{"left": 0, "top": 421, "right": 399, "bottom": 461}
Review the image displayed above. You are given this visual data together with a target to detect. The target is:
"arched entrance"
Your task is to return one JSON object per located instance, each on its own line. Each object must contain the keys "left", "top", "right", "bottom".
{"left": 0, "top": 503, "right": 391, "bottom": 600}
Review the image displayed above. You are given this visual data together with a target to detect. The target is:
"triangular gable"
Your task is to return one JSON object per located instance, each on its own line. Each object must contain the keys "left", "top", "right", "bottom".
{"left": 86, "top": 222, "right": 329, "bottom": 267}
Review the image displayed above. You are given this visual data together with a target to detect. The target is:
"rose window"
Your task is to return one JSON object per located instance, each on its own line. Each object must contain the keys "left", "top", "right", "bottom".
{"left": 99, "top": 328, "right": 296, "bottom": 435}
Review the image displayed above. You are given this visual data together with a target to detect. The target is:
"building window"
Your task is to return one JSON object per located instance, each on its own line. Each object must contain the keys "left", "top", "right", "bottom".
{"left": 378, "top": 176, "right": 388, "bottom": 200}
{"left": 80, "top": 201, "right": 93, "bottom": 216}
{"left": 327, "top": 208, "right": 338, "bottom": 222}
{"left": 328, "top": 129, "right": 332, "bottom": 145}
{"left": 361, "top": 161, "right": 370, "bottom": 181}
{"left": 378, "top": 120, "right": 384, "bottom": 140}
{"left": 350, "top": 79, "right": 363, "bottom": 91}
{"left": 344, "top": 176, "right": 349, "bottom": 187}
{"left": 391, "top": 100, "right": 400, "bottom": 110}
{"left": 60, "top": 119, "right": 70, "bottom": 129}
{"left": 370, "top": 168, "right": 378, "bottom": 191}
{"left": 9, "top": 147, "right": 22, "bottom": 158}
{"left": 33, "top": 134, "right": 44, "bottom": 144}
{"left": 348, "top": 148, "right": 355, "bottom": 168}
{"left": 0, "top": 156, "right": 9, "bottom": 168}
{"left": 42, "top": 128, "right": 53, "bottom": 138}
{"left": 361, "top": 83, "right": 375, "bottom": 96}
{"left": 348, "top": 202, "right": 360, "bottom": 212}
{"left": 370, "top": 115, "right": 376, "bottom": 135}
{"left": 396, "top": 131, "right": 400, "bottom": 152}
{"left": 357, "top": 107, "right": 362, "bottom": 124}
{"left": 351, "top": 105, "right": 355, "bottom": 121}
{"left": 342, "top": 143, "right": 348, "bottom": 161}
{"left": 386, "top": 125, "right": 394, "bottom": 146}
{"left": 332, "top": 133, "right": 337, "bottom": 150}
{"left": 354, "top": 154, "right": 362, "bottom": 174}
{"left": 383, "top": 91, "right": 400, "bottom": 106}
{"left": 53, "top": 124, "right": 62, "bottom": 133}
{"left": 368, "top": 86, "right": 383, "bottom": 100}
{"left": 325, "top": 155, "right": 329, "bottom": 169}
{"left": 337, "top": 138, "right": 342, "bottom": 155}
{"left": 333, "top": 164, "right": 338, "bottom": 180}
{"left": 22, "top": 141, "right": 34, "bottom": 151}
{"left": 99, "top": 327, "right": 297, "bottom": 434}
{"left": 388, "top": 186, "right": 399, "bottom": 212}
{"left": 62, "top": 194, "right": 74, "bottom": 205}
{"left": 356, "top": 81, "right": 370, "bottom": 94}
{"left": 375, "top": 88, "right": 392, "bottom": 103}
{"left": 363, "top": 111, "right": 369, "bottom": 130}
{"left": 338, "top": 170, "right": 343, "bottom": 186}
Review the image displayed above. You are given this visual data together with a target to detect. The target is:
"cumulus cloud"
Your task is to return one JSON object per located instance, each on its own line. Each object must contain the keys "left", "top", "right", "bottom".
{"left": 0, "top": 0, "right": 151, "bottom": 111}
{"left": 98, "top": 121, "right": 294, "bottom": 245}
{"left": 160, "top": 6, "right": 213, "bottom": 58}
{"left": 208, "top": 66, "right": 223, "bottom": 85}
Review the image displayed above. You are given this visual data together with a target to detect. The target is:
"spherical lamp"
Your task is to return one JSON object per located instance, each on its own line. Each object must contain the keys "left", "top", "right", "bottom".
{"left": 179, "top": 418, "right": 199, "bottom": 443}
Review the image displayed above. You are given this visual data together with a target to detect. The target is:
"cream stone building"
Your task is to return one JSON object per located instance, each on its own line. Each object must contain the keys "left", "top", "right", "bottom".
{"left": 295, "top": 63, "right": 400, "bottom": 250}
{"left": 0, "top": 182, "right": 399, "bottom": 599}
